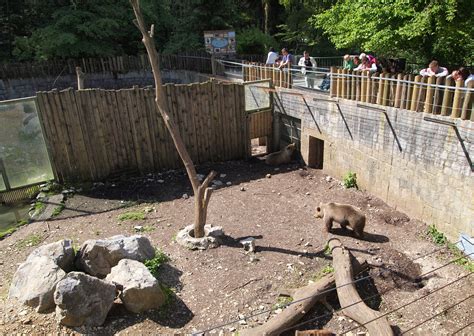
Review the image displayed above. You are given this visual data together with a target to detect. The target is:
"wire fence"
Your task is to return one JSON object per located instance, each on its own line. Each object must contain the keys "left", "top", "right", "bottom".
{"left": 192, "top": 242, "right": 471, "bottom": 335}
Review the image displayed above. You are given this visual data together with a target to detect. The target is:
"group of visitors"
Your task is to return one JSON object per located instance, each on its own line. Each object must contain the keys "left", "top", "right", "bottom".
{"left": 420, "top": 60, "right": 473, "bottom": 86}
{"left": 265, "top": 47, "right": 293, "bottom": 70}
{"left": 264, "top": 49, "right": 473, "bottom": 91}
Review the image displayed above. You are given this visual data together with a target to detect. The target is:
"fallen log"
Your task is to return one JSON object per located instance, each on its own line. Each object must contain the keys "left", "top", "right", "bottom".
{"left": 240, "top": 257, "right": 368, "bottom": 336}
{"left": 328, "top": 237, "right": 393, "bottom": 336}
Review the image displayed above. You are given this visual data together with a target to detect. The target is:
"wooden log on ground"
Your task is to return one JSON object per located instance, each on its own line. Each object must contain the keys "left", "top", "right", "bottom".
{"left": 328, "top": 237, "right": 393, "bottom": 336}
{"left": 240, "top": 256, "right": 369, "bottom": 336}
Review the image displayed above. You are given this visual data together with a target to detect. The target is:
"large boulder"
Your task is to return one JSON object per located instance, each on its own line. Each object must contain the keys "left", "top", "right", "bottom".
{"left": 27, "top": 239, "right": 75, "bottom": 272}
{"left": 75, "top": 235, "right": 155, "bottom": 278}
{"left": 54, "top": 272, "right": 116, "bottom": 327}
{"left": 9, "top": 256, "right": 67, "bottom": 313}
{"left": 105, "top": 259, "right": 166, "bottom": 313}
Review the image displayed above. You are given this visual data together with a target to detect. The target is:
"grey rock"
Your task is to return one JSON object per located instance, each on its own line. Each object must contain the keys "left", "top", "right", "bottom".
{"left": 27, "top": 240, "right": 75, "bottom": 272}
{"left": 54, "top": 272, "right": 116, "bottom": 327}
{"left": 105, "top": 259, "right": 165, "bottom": 313}
{"left": 76, "top": 235, "right": 155, "bottom": 278}
{"left": 9, "top": 256, "right": 67, "bottom": 313}
{"left": 212, "top": 180, "right": 224, "bottom": 186}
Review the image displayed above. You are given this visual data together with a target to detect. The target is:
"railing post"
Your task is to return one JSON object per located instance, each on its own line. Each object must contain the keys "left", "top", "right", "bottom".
{"left": 451, "top": 79, "right": 463, "bottom": 118}
{"left": 432, "top": 76, "right": 444, "bottom": 115}
{"left": 351, "top": 70, "right": 357, "bottom": 100}
{"left": 336, "top": 68, "right": 343, "bottom": 98}
{"left": 341, "top": 69, "right": 347, "bottom": 98}
{"left": 410, "top": 75, "right": 422, "bottom": 111}
{"left": 461, "top": 80, "right": 473, "bottom": 120}
{"left": 376, "top": 73, "right": 384, "bottom": 105}
{"left": 394, "top": 73, "right": 403, "bottom": 108}
{"left": 441, "top": 77, "right": 454, "bottom": 116}
{"left": 423, "top": 76, "right": 435, "bottom": 114}
{"left": 382, "top": 73, "right": 390, "bottom": 106}
{"left": 287, "top": 62, "right": 292, "bottom": 88}
{"left": 330, "top": 66, "right": 337, "bottom": 98}
{"left": 360, "top": 71, "right": 366, "bottom": 102}
{"left": 365, "top": 72, "right": 372, "bottom": 103}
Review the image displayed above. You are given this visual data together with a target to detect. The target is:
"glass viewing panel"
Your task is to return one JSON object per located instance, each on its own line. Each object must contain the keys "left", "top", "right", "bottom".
{"left": 244, "top": 80, "right": 271, "bottom": 112}
{"left": 0, "top": 97, "right": 54, "bottom": 191}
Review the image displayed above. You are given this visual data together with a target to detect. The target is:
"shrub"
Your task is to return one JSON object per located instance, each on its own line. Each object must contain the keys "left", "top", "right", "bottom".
{"left": 144, "top": 250, "right": 170, "bottom": 278}
{"left": 343, "top": 171, "right": 358, "bottom": 189}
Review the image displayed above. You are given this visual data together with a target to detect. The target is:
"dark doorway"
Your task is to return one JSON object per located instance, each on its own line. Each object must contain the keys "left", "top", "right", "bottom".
{"left": 308, "top": 136, "right": 324, "bottom": 169}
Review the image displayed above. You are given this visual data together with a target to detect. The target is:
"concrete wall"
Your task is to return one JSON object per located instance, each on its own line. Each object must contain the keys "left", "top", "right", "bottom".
{"left": 275, "top": 87, "right": 473, "bottom": 240}
{"left": 0, "top": 70, "right": 209, "bottom": 100}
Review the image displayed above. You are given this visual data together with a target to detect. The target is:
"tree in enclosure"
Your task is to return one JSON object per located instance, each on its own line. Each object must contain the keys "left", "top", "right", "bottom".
{"left": 129, "top": 0, "right": 216, "bottom": 239}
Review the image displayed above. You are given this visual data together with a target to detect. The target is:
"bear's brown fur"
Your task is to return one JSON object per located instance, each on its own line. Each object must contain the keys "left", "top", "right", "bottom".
{"left": 314, "top": 202, "right": 366, "bottom": 238}
{"left": 265, "top": 143, "right": 296, "bottom": 165}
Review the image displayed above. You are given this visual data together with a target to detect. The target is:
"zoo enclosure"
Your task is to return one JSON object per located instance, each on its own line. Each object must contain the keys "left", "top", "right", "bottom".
{"left": 35, "top": 80, "right": 257, "bottom": 182}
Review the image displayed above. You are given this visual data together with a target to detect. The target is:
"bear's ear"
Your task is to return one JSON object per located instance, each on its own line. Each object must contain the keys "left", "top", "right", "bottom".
{"left": 316, "top": 207, "right": 321, "bottom": 212}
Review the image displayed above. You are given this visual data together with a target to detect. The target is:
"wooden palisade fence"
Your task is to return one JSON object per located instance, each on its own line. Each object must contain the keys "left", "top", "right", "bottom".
{"left": 35, "top": 80, "right": 248, "bottom": 182}
{"left": 0, "top": 53, "right": 213, "bottom": 79}
{"left": 330, "top": 67, "right": 473, "bottom": 121}
{"left": 242, "top": 61, "right": 292, "bottom": 89}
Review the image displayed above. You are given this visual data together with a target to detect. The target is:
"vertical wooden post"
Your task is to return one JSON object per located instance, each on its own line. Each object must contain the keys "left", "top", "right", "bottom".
{"left": 287, "top": 62, "right": 292, "bottom": 88}
{"left": 355, "top": 70, "right": 361, "bottom": 101}
{"left": 451, "top": 79, "right": 464, "bottom": 118}
{"left": 441, "top": 77, "right": 454, "bottom": 116}
{"left": 394, "top": 74, "right": 403, "bottom": 108}
{"left": 423, "top": 76, "right": 435, "bottom": 114}
{"left": 76, "top": 66, "right": 85, "bottom": 90}
{"left": 360, "top": 71, "right": 367, "bottom": 102}
{"left": 365, "top": 72, "right": 372, "bottom": 103}
{"left": 416, "top": 76, "right": 427, "bottom": 112}
{"left": 432, "top": 76, "right": 444, "bottom": 115}
{"left": 461, "top": 80, "right": 473, "bottom": 120}
{"left": 410, "top": 75, "right": 422, "bottom": 111}
{"left": 376, "top": 73, "right": 385, "bottom": 105}
{"left": 336, "top": 69, "right": 343, "bottom": 98}
{"left": 382, "top": 74, "right": 391, "bottom": 106}
{"left": 341, "top": 69, "right": 347, "bottom": 98}
{"left": 351, "top": 70, "right": 357, "bottom": 100}
{"left": 330, "top": 66, "right": 337, "bottom": 98}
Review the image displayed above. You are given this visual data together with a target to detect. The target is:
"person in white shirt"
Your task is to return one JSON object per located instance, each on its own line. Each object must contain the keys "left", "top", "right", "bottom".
{"left": 420, "top": 60, "right": 448, "bottom": 77}
{"left": 298, "top": 51, "right": 317, "bottom": 88}
{"left": 265, "top": 47, "right": 279, "bottom": 65}
{"left": 354, "top": 53, "right": 377, "bottom": 72}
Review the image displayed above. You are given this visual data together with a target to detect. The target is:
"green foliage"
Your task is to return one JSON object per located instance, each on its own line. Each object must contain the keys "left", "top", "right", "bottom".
{"left": 34, "top": 201, "right": 45, "bottom": 212}
{"left": 323, "top": 243, "right": 332, "bottom": 256}
{"left": 51, "top": 203, "right": 65, "bottom": 217}
{"left": 118, "top": 211, "right": 145, "bottom": 221}
{"left": 426, "top": 225, "right": 473, "bottom": 272}
{"left": 273, "top": 296, "right": 293, "bottom": 309}
{"left": 426, "top": 225, "right": 447, "bottom": 245}
{"left": 236, "top": 28, "right": 279, "bottom": 55}
{"left": 312, "top": 0, "right": 474, "bottom": 65}
{"left": 447, "top": 242, "right": 474, "bottom": 273}
{"left": 17, "top": 234, "right": 44, "bottom": 249}
{"left": 144, "top": 250, "right": 170, "bottom": 278}
{"left": 343, "top": 171, "right": 358, "bottom": 189}
{"left": 313, "top": 264, "right": 334, "bottom": 280}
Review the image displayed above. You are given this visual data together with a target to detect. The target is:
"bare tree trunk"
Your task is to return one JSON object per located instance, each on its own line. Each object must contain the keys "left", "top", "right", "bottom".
{"left": 76, "top": 66, "right": 85, "bottom": 90}
{"left": 328, "top": 237, "right": 394, "bottom": 335}
{"left": 263, "top": 0, "right": 270, "bottom": 35}
{"left": 241, "top": 257, "right": 368, "bottom": 336}
{"left": 130, "top": 0, "right": 215, "bottom": 238}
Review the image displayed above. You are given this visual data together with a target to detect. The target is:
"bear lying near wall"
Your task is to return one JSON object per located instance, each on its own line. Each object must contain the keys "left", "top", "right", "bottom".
{"left": 314, "top": 202, "right": 366, "bottom": 238}
{"left": 265, "top": 143, "right": 296, "bottom": 165}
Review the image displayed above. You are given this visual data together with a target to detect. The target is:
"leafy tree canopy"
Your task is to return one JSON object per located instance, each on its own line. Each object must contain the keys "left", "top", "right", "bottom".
{"left": 312, "top": 0, "right": 474, "bottom": 66}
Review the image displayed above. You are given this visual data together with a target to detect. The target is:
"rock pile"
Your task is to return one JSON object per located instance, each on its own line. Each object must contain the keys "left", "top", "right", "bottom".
{"left": 8, "top": 235, "right": 165, "bottom": 327}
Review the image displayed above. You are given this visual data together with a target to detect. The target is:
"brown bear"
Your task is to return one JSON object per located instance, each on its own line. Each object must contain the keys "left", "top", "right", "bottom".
{"left": 314, "top": 202, "right": 366, "bottom": 238}
{"left": 265, "top": 143, "right": 296, "bottom": 165}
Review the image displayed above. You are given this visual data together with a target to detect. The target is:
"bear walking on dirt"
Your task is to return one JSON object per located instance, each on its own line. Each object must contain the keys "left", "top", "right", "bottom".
{"left": 314, "top": 202, "right": 366, "bottom": 238}
{"left": 265, "top": 143, "right": 296, "bottom": 165}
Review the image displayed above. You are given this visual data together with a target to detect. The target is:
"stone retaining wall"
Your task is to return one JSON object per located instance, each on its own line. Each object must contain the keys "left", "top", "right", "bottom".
{"left": 276, "top": 87, "right": 473, "bottom": 240}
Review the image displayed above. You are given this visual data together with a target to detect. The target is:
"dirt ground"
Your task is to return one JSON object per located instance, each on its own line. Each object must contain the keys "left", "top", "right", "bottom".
{"left": 0, "top": 159, "right": 472, "bottom": 335}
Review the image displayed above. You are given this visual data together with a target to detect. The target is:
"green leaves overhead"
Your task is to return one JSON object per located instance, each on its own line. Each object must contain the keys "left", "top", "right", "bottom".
{"left": 312, "top": 0, "right": 474, "bottom": 65}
